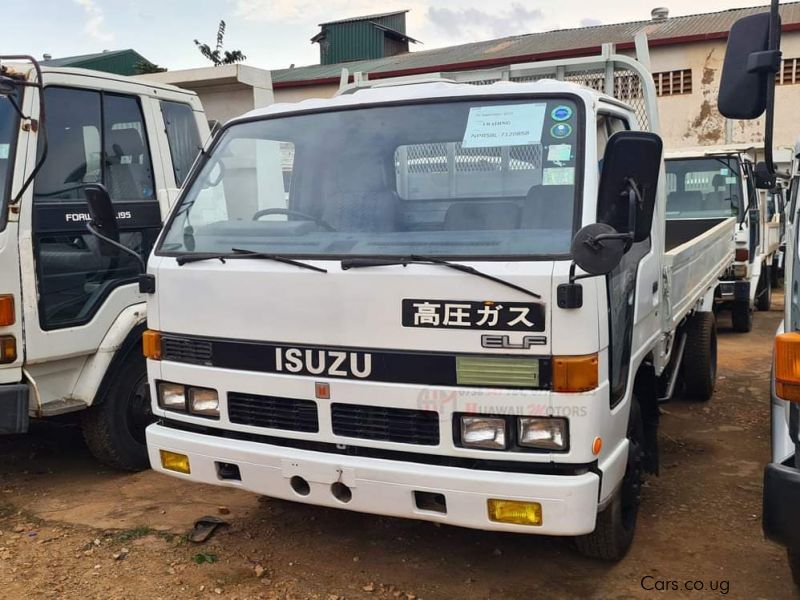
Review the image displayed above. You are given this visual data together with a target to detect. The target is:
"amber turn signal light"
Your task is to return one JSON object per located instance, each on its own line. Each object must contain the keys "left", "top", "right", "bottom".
{"left": 0, "top": 336, "right": 17, "bottom": 364}
{"left": 143, "top": 330, "right": 162, "bottom": 360}
{"left": 0, "top": 295, "right": 14, "bottom": 327}
{"left": 552, "top": 353, "right": 599, "bottom": 392}
{"left": 775, "top": 332, "right": 800, "bottom": 403}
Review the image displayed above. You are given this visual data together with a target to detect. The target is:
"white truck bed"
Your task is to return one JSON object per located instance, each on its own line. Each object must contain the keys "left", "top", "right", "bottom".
{"left": 664, "top": 217, "right": 736, "bottom": 330}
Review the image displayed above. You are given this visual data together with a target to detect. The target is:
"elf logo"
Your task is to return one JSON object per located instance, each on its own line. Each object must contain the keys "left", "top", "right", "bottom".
{"left": 274, "top": 347, "right": 373, "bottom": 378}
{"left": 481, "top": 334, "right": 547, "bottom": 349}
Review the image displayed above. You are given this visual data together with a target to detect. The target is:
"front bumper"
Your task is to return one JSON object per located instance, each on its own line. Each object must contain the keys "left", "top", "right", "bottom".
{"left": 763, "top": 456, "right": 800, "bottom": 550}
{"left": 0, "top": 382, "right": 29, "bottom": 434}
{"left": 147, "top": 422, "right": 602, "bottom": 536}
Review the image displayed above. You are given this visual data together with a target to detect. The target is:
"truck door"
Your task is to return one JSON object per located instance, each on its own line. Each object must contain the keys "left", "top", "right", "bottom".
{"left": 743, "top": 161, "right": 761, "bottom": 263}
{"left": 20, "top": 86, "right": 164, "bottom": 397}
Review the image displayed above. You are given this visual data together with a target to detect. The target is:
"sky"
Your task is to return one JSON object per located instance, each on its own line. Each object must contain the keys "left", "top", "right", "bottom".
{"left": 0, "top": 0, "right": 787, "bottom": 72}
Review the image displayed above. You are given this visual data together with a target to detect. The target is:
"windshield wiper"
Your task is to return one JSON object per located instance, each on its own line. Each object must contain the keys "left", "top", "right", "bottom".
{"left": 340, "top": 255, "right": 541, "bottom": 300}
{"left": 175, "top": 248, "right": 327, "bottom": 273}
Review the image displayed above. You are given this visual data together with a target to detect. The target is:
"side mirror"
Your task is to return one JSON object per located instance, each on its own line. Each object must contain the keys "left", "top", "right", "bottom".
{"left": 84, "top": 183, "right": 147, "bottom": 274}
{"left": 597, "top": 131, "right": 662, "bottom": 244}
{"left": 718, "top": 12, "right": 779, "bottom": 119}
{"left": 84, "top": 183, "right": 120, "bottom": 256}
{"left": 571, "top": 223, "right": 626, "bottom": 276}
{"left": 755, "top": 161, "right": 777, "bottom": 189}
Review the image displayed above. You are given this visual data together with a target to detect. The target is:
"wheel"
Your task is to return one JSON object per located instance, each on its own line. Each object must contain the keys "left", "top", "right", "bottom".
{"left": 771, "top": 260, "right": 781, "bottom": 289}
{"left": 81, "top": 350, "right": 153, "bottom": 471}
{"left": 680, "top": 312, "right": 717, "bottom": 401}
{"left": 756, "top": 267, "right": 772, "bottom": 311}
{"left": 731, "top": 299, "right": 753, "bottom": 333}
{"left": 790, "top": 548, "right": 800, "bottom": 588}
{"left": 575, "top": 401, "right": 644, "bottom": 561}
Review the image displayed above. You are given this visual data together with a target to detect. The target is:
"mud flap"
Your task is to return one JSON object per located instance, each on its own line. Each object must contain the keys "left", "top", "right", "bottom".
{"left": 0, "top": 383, "right": 30, "bottom": 434}
{"left": 635, "top": 365, "right": 660, "bottom": 475}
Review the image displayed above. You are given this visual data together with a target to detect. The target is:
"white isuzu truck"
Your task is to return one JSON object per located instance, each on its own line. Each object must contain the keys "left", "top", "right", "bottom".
{"left": 665, "top": 147, "right": 779, "bottom": 332}
{"left": 0, "top": 56, "right": 208, "bottom": 469}
{"left": 113, "top": 45, "right": 735, "bottom": 559}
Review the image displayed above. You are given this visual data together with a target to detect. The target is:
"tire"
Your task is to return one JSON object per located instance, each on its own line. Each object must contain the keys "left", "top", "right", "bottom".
{"left": 790, "top": 548, "right": 800, "bottom": 588}
{"left": 771, "top": 260, "right": 781, "bottom": 289}
{"left": 81, "top": 350, "right": 153, "bottom": 471}
{"left": 575, "top": 401, "right": 644, "bottom": 561}
{"left": 756, "top": 267, "right": 772, "bottom": 312}
{"left": 680, "top": 312, "right": 717, "bottom": 402}
{"left": 731, "top": 299, "right": 753, "bottom": 333}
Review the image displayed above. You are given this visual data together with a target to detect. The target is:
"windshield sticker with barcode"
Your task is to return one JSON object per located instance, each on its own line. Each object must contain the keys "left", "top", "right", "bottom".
{"left": 462, "top": 103, "right": 546, "bottom": 148}
{"left": 543, "top": 167, "right": 575, "bottom": 186}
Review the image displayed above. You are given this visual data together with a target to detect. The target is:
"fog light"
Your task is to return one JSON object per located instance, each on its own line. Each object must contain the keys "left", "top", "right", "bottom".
{"left": 461, "top": 416, "right": 507, "bottom": 449}
{"left": 160, "top": 450, "right": 191, "bottom": 474}
{"left": 518, "top": 417, "right": 568, "bottom": 450}
{"left": 487, "top": 499, "right": 542, "bottom": 526}
{"left": 188, "top": 387, "right": 219, "bottom": 418}
{"left": 158, "top": 382, "right": 186, "bottom": 411}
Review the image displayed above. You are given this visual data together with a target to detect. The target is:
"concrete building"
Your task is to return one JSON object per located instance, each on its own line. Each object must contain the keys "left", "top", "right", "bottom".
{"left": 268, "top": 4, "right": 800, "bottom": 150}
{"left": 134, "top": 64, "right": 274, "bottom": 126}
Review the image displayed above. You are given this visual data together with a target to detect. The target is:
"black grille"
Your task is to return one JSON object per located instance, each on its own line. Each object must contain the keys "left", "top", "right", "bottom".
{"left": 162, "top": 336, "right": 213, "bottom": 365}
{"left": 228, "top": 393, "right": 319, "bottom": 433}
{"left": 331, "top": 403, "right": 439, "bottom": 445}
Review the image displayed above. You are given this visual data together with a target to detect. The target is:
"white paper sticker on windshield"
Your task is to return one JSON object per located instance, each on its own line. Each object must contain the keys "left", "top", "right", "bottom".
{"left": 547, "top": 144, "right": 571, "bottom": 163}
{"left": 0, "top": 144, "right": 8, "bottom": 160}
{"left": 720, "top": 168, "right": 730, "bottom": 175}
{"left": 725, "top": 176, "right": 738, "bottom": 184}
{"left": 543, "top": 167, "right": 575, "bottom": 186}
{"left": 462, "top": 103, "right": 546, "bottom": 148}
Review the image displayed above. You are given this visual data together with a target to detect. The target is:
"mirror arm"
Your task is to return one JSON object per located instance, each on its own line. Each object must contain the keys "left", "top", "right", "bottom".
{"left": 759, "top": 0, "right": 782, "bottom": 175}
{"left": 86, "top": 222, "right": 146, "bottom": 274}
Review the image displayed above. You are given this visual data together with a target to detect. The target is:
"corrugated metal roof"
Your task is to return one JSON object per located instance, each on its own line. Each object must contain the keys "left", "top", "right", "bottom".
{"left": 274, "top": 3, "right": 800, "bottom": 85}
{"left": 319, "top": 10, "right": 409, "bottom": 27}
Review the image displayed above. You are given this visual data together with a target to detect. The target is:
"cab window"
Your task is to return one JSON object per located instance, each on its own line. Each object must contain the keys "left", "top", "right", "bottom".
{"left": 161, "top": 100, "right": 202, "bottom": 187}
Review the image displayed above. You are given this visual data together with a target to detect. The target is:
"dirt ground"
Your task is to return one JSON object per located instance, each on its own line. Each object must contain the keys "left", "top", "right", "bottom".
{"left": 0, "top": 296, "right": 795, "bottom": 600}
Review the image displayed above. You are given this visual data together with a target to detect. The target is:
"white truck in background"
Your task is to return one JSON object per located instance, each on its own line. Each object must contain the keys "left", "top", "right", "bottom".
{"left": 665, "top": 147, "right": 781, "bottom": 332}
{"left": 0, "top": 56, "right": 208, "bottom": 470}
{"left": 82, "top": 44, "right": 738, "bottom": 560}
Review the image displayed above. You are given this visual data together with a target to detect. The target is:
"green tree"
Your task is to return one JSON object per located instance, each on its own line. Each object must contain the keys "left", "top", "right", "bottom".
{"left": 194, "top": 20, "right": 247, "bottom": 66}
{"left": 134, "top": 60, "right": 167, "bottom": 75}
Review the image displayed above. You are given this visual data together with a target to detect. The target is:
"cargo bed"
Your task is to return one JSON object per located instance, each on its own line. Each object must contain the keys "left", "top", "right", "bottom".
{"left": 664, "top": 217, "right": 736, "bottom": 330}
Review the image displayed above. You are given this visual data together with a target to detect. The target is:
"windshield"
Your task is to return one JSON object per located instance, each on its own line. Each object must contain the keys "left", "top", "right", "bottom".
{"left": 0, "top": 91, "right": 20, "bottom": 228}
{"left": 665, "top": 156, "right": 742, "bottom": 220}
{"left": 158, "top": 97, "right": 582, "bottom": 259}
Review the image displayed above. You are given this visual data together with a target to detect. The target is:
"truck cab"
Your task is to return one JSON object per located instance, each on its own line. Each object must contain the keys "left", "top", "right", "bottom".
{"left": 134, "top": 45, "right": 732, "bottom": 561}
{"left": 0, "top": 57, "right": 208, "bottom": 469}
{"left": 665, "top": 148, "right": 773, "bottom": 332}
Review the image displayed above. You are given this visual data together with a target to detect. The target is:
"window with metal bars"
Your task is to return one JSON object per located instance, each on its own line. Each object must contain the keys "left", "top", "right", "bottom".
{"left": 652, "top": 69, "right": 692, "bottom": 96}
{"left": 777, "top": 58, "right": 800, "bottom": 85}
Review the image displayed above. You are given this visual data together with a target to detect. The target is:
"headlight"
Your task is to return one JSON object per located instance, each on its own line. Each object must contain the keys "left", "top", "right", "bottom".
{"left": 460, "top": 416, "right": 507, "bottom": 450}
{"left": 518, "top": 417, "right": 568, "bottom": 451}
{"left": 188, "top": 387, "right": 220, "bottom": 418}
{"left": 158, "top": 382, "right": 186, "bottom": 411}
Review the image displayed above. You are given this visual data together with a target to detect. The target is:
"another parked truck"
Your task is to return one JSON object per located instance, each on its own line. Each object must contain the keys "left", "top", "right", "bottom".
{"left": 665, "top": 147, "right": 779, "bottom": 332}
{"left": 0, "top": 56, "right": 208, "bottom": 469}
{"left": 715, "top": 0, "right": 800, "bottom": 587}
{"left": 97, "top": 45, "right": 738, "bottom": 559}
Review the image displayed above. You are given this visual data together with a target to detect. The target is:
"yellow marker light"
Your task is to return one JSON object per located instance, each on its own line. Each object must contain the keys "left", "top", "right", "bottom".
{"left": 775, "top": 332, "right": 800, "bottom": 403}
{"left": 487, "top": 499, "right": 542, "bottom": 526}
{"left": 0, "top": 295, "right": 14, "bottom": 326}
{"left": 160, "top": 450, "right": 191, "bottom": 474}
{"left": 592, "top": 436, "right": 603, "bottom": 456}
{"left": 0, "top": 336, "right": 17, "bottom": 364}
{"left": 552, "top": 353, "right": 599, "bottom": 392}
{"left": 143, "top": 330, "right": 162, "bottom": 360}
